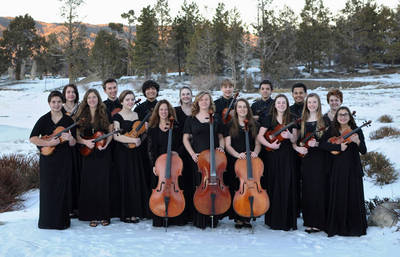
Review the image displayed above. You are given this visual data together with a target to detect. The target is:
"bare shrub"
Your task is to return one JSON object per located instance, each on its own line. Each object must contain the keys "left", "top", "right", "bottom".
{"left": 369, "top": 126, "right": 400, "bottom": 140}
{"left": 377, "top": 115, "right": 393, "bottom": 123}
{"left": 190, "top": 74, "right": 221, "bottom": 91}
{"left": 0, "top": 154, "right": 39, "bottom": 212}
{"left": 361, "top": 151, "right": 398, "bottom": 185}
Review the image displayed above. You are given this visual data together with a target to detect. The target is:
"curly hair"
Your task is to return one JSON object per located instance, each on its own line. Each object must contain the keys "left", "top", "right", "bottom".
{"left": 148, "top": 99, "right": 177, "bottom": 128}
{"left": 326, "top": 88, "right": 343, "bottom": 104}
{"left": 191, "top": 91, "right": 215, "bottom": 116}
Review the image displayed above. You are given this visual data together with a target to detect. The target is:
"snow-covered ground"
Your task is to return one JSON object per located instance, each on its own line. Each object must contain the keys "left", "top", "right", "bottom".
{"left": 0, "top": 75, "right": 400, "bottom": 256}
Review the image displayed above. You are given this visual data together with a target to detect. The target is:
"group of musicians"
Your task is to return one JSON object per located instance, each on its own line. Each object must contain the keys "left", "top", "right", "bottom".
{"left": 29, "top": 78, "right": 368, "bottom": 237}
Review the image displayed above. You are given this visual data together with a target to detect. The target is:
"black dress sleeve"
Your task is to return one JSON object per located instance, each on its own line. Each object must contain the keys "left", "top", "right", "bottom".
{"left": 147, "top": 127, "right": 159, "bottom": 167}
{"left": 356, "top": 130, "right": 367, "bottom": 155}
{"left": 183, "top": 117, "right": 193, "bottom": 134}
{"left": 30, "top": 116, "right": 45, "bottom": 138}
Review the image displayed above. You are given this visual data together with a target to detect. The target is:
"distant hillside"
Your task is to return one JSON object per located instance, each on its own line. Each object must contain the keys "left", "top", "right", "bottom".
{"left": 0, "top": 16, "right": 135, "bottom": 43}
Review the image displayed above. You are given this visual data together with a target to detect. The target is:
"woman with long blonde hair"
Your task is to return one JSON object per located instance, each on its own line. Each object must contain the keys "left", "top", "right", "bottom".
{"left": 183, "top": 91, "right": 225, "bottom": 229}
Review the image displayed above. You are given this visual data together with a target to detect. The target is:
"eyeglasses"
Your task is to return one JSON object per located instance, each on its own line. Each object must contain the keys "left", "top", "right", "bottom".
{"left": 338, "top": 113, "right": 349, "bottom": 117}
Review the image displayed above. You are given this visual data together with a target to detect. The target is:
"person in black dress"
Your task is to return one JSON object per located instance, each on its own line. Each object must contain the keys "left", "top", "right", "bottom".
{"left": 251, "top": 80, "right": 274, "bottom": 122}
{"left": 323, "top": 88, "right": 343, "bottom": 124}
{"left": 257, "top": 94, "right": 298, "bottom": 231}
{"left": 75, "top": 89, "right": 113, "bottom": 227}
{"left": 293, "top": 93, "right": 331, "bottom": 233}
{"left": 320, "top": 107, "right": 367, "bottom": 237}
{"left": 147, "top": 99, "right": 187, "bottom": 226}
{"left": 183, "top": 91, "right": 226, "bottom": 229}
{"left": 174, "top": 86, "right": 194, "bottom": 223}
{"left": 112, "top": 90, "right": 148, "bottom": 223}
{"left": 224, "top": 98, "right": 261, "bottom": 229}
{"left": 214, "top": 79, "right": 234, "bottom": 120}
{"left": 30, "top": 91, "right": 76, "bottom": 230}
{"left": 62, "top": 84, "right": 81, "bottom": 219}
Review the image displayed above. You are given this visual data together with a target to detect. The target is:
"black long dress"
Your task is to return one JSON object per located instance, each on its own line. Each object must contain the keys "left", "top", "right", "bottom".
{"left": 62, "top": 105, "right": 81, "bottom": 218}
{"left": 148, "top": 125, "right": 187, "bottom": 226}
{"left": 134, "top": 100, "right": 158, "bottom": 218}
{"left": 183, "top": 116, "right": 225, "bottom": 229}
{"left": 103, "top": 99, "right": 122, "bottom": 218}
{"left": 251, "top": 97, "right": 274, "bottom": 124}
{"left": 30, "top": 112, "right": 76, "bottom": 229}
{"left": 320, "top": 127, "right": 368, "bottom": 237}
{"left": 112, "top": 113, "right": 150, "bottom": 220}
{"left": 78, "top": 125, "right": 111, "bottom": 222}
{"left": 299, "top": 120, "right": 335, "bottom": 230}
{"left": 261, "top": 114, "right": 298, "bottom": 231}
{"left": 223, "top": 121, "right": 259, "bottom": 222}
{"left": 174, "top": 106, "right": 194, "bottom": 223}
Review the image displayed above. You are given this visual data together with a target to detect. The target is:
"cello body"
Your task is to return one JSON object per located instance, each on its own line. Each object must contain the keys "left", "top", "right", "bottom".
{"left": 194, "top": 149, "right": 231, "bottom": 216}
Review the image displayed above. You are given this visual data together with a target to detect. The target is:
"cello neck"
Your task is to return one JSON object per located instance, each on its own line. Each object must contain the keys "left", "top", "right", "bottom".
{"left": 244, "top": 120, "right": 253, "bottom": 179}
{"left": 165, "top": 119, "right": 174, "bottom": 179}
{"left": 209, "top": 112, "right": 216, "bottom": 178}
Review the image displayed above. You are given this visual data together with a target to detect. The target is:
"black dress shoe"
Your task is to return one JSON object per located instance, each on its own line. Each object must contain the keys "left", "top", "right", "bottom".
{"left": 243, "top": 222, "right": 252, "bottom": 228}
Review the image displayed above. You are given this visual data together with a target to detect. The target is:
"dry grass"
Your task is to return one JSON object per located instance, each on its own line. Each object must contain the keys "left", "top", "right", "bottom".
{"left": 190, "top": 74, "right": 222, "bottom": 91}
{"left": 361, "top": 151, "right": 398, "bottom": 185}
{"left": 369, "top": 126, "right": 400, "bottom": 140}
{"left": 377, "top": 115, "right": 393, "bottom": 123}
{"left": 0, "top": 154, "right": 39, "bottom": 213}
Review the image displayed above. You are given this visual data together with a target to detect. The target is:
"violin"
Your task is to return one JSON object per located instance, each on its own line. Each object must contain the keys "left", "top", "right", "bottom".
{"left": 222, "top": 92, "right": 239, "bottom": 124}
{"left": 80, "top": 129, "right": 122, "bottom": 156}
{"left": 149, "top": 118, "right": 185, "bottom": 229}
{"left": 264, "top": 118, "right": 301, "bottom": 151}
{"left": 123, "top": 110, "right": 152, "bottom": 148}
{"left": 110, "top": 98, "right": 141, "bottom": 117}
{"left": 233, "top": 120, "right": 269, "bottom": 219}
{"left": 328, "top": 120, "right": 371, "bottom": 155}
{"left": 193, "top": 111, "right": 231, "bottom": 226}
{"left": 297, "top": 126, "right": 327, "bottom": 158}
{"left": 40, "top": 121, "right": 79, "bottom": 156}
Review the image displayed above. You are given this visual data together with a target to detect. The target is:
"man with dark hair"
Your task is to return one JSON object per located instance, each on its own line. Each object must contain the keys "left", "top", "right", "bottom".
{"left": 134, "top": 80, "right": 159, "bottom": 120}
{"left": 290, "top": 82, "right": 307, "bottom": 118}
{"left": 251, "top": 80, "right": 274, "bottom": 122}
{"left": 103, "top": 78, "right": 122, "bottom": 119}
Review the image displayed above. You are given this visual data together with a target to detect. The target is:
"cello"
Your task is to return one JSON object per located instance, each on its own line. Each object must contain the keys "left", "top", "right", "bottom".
{"left": 193, "top": 111, "right": 231, "bottom": 227}
{"left": 123, "top": 110, "right": 152, "bottom": 148}
{"left": 149, "top": 118, "right": 185, "bottom": 230}
{"left": 222, "top": 92, "right": 239, "bottom": 124}
{"left": 40, "top": 121, "right": 79, "bottom": 156}
{"left": 233, "top": 120, "right": 269, "bottom": 222}
{"left": 328, "top": 120, "right": 371, "bottom": 155}
{"left": 264, "top": 118, "right": 302, "bottom": 151}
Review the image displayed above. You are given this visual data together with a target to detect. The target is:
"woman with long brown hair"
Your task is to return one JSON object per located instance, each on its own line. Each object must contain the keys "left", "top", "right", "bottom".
{"left": 112, "top": 90, "right": 149, "bottom": 223}
{"left": 224, "top": 98, "right": 261, "bottom": 228}
{"left": 148, "top": 99, "right": 187, "bottom": 227}
{"left": 320, "top": 107, "right": 367, "bottom": 237}
{"left": 75, "top": 88, "right": 113, "bottom": 227}
{"left": 183, "top": 91, "right": 225, "bottom": 229}
{"left": 256, "top": 94, "right": 298, "bottom": 231}
{"left": 294, "top": 93, "right": 331, "bottom": 233}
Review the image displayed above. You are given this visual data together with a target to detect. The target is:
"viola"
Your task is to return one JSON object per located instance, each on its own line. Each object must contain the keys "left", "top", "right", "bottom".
{"left": 110, "top": 98, "right": 141, "bottom": 117}
{"left": 222, "top": 92, "right": 239, "bottom": 124}
{"left": 233, "top": 120, "right": 269, "bottom": 219}
{"left": 264, "top": 118, "right": 301, "bottom": 151}
{"left": 297, "top": 126, "right": 327, "bottom": 158}
{"left": 40, "top": 122, "right": 79, "bottom": 156}
{"left": 123, "top": 110, "right": 152, "bottom": 148}
{"left": 193, "top": 111, "right": 231, "bottom": 226}
{"left": 149, "top": 118, "right": 185, "bottom": 229}
{"left": 80, "top": 129, "right": 122, "bottom": 156}
{"left": 328, "top": 120, "right": 371, "bottom": 155}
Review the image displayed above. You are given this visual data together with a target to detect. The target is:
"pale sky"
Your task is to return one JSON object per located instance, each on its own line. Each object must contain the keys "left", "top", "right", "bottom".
{"left": 1, "top": 0, "right": 399, "bottom": 26}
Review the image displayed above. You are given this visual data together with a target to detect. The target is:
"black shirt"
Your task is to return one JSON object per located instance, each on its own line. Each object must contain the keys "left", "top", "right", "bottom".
{"left": 289, "top": 102, "right": 304, "bottom": 118}
{"left": 147, "top": 126, "right": 180, "bottom": 166}
{"left": 224, "top": 121, "right": 258, "bottom": 153}
{"left": 214, "top": 96, "right": 233, "bottom": 118}
{"left": 251, "top": 97, "right": 274, "bottom": 123}
{"left": 134, "top": 99, "right": 158, "bottom": 121}
{"left": 103, "top": 98, "right": 122, "bottom": 122}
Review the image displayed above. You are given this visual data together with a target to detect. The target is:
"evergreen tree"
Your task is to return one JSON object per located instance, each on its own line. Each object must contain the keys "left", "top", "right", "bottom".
{"left": 155, "top": 0, "right": 172, "bottom": 80}
{"left": 0, "top": 48, "right": 10, "bottom": 75}
{"left": 90, "top": 30, "right": 127, "bottom": 80}
{"left": 212, "top": 2, "right": 229, "bottom": 74}
{"left": 121, "top": 10, "right": 136, "bottom": 76}
{"left": 0, "top": 14, "right": 43, "bottom": 80}
{"left": 385, "top": 5, "right": 400, "bottom": 65}
{"left": 59, "top": 0, "right": 85, "bottom": 83}
{"left": 133, "top": 6, "right": 159, "bottom": 79}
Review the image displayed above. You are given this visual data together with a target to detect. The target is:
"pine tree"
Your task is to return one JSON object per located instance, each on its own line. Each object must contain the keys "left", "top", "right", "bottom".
{"left": 212, "top": 2, "right": 229, "bottom": 74}
{"left": 155, "top": 0, "right": 172, "bottom": 81}
{"left": 90, "top": 30, "right": 127, "bottom": 80}
{"left": 121, "top": 10, "right": 136, "bottom": 76}
{"left": 0, "top": 14, "right": 43, "bottom": 80}
{"left": 133, "top": 6, "right": 159, "bottom": 79}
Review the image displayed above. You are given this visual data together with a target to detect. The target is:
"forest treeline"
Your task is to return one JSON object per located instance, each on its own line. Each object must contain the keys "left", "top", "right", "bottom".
{"left": 1, "top": 0, "right": 400, "bottom": 88}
